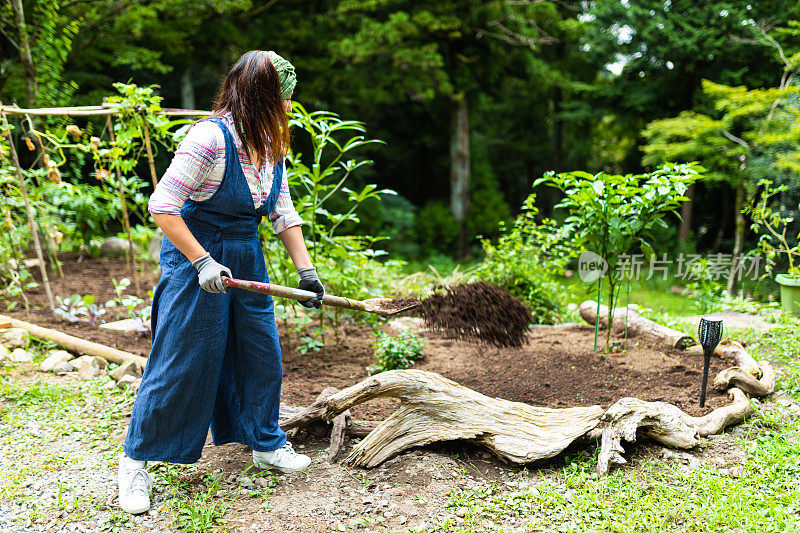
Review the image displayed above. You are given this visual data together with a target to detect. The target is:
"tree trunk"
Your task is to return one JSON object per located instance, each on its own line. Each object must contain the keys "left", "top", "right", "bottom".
{"left": 450, "top": 95, "right": 470, "bottom": 257}
{"left": 727, "top": 182, "right": 745, "bottom": 295}
{"left": 180, "top": 68, "right": 196, "bottom": 110}
{"left": 710, "top": 186, "right": 730, "bottom": 252}
{"left": 10, "top": 0, "right": 38, "bottom": 107}
{"left": 678, "top": 183, "right": 695, "bottom": 243}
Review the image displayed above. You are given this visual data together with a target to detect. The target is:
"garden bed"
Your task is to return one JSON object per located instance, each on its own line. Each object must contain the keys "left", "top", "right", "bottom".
{"left": 12, "top": 255, "right": 737, "bottom": 420}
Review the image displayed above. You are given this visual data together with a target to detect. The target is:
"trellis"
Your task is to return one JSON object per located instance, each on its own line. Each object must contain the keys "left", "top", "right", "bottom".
{"left": 0, "top": 102, "right": 210, "bottom": 313}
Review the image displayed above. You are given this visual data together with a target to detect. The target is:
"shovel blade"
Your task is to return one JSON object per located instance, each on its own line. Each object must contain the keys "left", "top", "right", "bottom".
{"left": 361, "top": 298, "right": 421, "bottom": 317}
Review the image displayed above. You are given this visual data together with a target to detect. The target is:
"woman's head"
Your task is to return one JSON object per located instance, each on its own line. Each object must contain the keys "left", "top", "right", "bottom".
{"left": 212, "top": 50, "right": 296, "bottom": 165}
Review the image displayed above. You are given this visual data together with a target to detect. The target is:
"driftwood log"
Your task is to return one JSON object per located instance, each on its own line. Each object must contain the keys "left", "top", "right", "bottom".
{"left": 320, "top": 369, "right": 604, "bottom": 468}
{"left": 715, "top": 360, "right": 775, "bottom": 397}
{"left": 579, "top": 301, "right": 695, "bottom": 350}
{"left": 687, "top": 338, "right": 762, "bottom": 378}
{"left": 597, "top": 388, "right": 754, "bottom": 475}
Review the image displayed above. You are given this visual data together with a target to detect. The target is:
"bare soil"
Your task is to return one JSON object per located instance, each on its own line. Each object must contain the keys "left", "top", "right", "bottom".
{"left": 11, "top": 254, "right": 733, "bottom": 418}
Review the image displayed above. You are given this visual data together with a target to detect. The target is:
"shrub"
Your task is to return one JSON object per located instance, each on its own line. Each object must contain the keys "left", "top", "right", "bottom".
{"left": 367, "top": 329, "right": 425, "bottom": 374}
{"left": 474, "top": 193, "right": 571, "bottom": 324}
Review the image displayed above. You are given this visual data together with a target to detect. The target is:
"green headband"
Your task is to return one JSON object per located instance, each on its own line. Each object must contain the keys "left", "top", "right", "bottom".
{"left": 266, "top": 51, "right": 296, "bottom": 100}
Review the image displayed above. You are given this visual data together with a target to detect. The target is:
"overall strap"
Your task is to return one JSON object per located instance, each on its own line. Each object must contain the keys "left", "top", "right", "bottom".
{"left": 262, "top": 157, "right": 285, "bottom": 214}
{"left": 204, "top": 118, "right": 239, "bottom": 171}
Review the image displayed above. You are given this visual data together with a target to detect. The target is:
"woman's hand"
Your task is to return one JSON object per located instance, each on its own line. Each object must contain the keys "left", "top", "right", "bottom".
{"left": 192, "top": 253, "right": 232, "bottom": 293}
{"left": 297, "top": 267, "right": 325, "bottom": 308}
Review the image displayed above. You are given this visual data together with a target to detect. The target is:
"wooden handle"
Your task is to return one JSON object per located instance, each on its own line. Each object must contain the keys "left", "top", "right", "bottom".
{"left": 222, "top": 277, "right": 368, "bottom": 312}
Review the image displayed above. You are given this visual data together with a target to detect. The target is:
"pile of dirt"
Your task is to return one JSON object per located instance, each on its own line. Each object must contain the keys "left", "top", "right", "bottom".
{"left": 420, "top": 282, "right": 532, "bottom": 348}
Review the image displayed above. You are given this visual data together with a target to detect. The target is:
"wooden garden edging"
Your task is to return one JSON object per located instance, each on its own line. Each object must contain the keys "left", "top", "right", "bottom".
{"left": 1, "top": 314, "right": 147, "bottom": 367}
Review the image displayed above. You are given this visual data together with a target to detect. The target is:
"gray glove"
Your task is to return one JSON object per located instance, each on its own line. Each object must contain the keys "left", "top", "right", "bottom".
{"left": 191, "top": 252, "right": 232, "bottom": 293}
{"left": 298, "top": 267, "right": 325, "bottom": 309}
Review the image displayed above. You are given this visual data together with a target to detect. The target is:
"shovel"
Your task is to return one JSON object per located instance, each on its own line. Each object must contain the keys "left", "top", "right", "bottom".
{"left": 221, "top": 276, "right": 420, "bottom": 317}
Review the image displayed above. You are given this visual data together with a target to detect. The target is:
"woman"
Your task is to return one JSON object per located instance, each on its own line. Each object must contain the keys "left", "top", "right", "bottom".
{"left": 118, "top": 51, "right": 324, "bottom": 515}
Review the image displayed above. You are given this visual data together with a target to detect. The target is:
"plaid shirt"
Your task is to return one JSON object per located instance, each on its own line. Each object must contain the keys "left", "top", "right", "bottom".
{"left": 148, "top": 112, "right": 303, "bottom": 234}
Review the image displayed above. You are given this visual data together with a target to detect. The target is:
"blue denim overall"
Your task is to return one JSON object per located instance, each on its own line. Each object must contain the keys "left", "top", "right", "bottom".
{"left": 124, "top": 118, "right": 287, "bottom": 463}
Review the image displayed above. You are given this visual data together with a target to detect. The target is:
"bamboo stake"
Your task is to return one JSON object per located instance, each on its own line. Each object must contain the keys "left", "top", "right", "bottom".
{"left": 140, "top": 114, "right": 159, "bottom": 189}
{"left": 0, "top": 314, "right": 147, "bottom": 367}
{"left": 106, "top": 116, "right": 141, "bottom": 295}
{"left": 1, "top": 110, "right": 55, "bottom": 312}
{"left": 1, "top": 104, "right": 210, "bottom": 117}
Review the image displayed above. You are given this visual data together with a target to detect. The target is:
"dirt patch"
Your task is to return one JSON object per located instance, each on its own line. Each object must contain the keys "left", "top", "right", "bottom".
{"left": 420, "top": 282, "right": 532, "bottom": 348}
{"left": 10, "top": 255, "right": 734, "bottom": 418}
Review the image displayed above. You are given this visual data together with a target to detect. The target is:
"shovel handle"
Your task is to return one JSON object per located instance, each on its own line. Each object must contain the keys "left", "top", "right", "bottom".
{"left": 221, "top": 277, "right": 369, "bottom": 313}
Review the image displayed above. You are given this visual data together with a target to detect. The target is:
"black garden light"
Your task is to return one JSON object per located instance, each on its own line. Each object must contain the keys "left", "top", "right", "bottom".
{"left": 698, "top": 316, "right": 724, "bottom": 408}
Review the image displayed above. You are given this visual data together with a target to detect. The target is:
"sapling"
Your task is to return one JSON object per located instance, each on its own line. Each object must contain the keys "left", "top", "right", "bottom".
{"left": 536, "top": 162, "right": 702, "bottom": 351}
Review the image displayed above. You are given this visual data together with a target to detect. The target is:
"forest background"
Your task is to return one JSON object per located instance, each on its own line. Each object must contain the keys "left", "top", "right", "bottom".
{"left": 2, "top": 0, "right": 800, "bottom": 293}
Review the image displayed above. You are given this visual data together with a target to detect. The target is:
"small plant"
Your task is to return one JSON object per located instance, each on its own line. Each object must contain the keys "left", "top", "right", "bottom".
{"left": 685, "top": 259, "right": 726, "bottom": 314}
{"left": 536, "top": 162, "right": 702, "bottom": 350}
{"left": 746, "top": 179, "right": 800, "bottom": 278}
{"left": 367, "top": 328, "right": 425, "bottom": 374}
{"left": 54, "top": 294, "right": 88, "bottom": 322}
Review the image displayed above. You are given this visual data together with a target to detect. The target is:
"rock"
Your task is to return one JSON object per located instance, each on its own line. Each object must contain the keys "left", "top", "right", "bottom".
{"left": 94, "top": 357, "right": 109, "bottom": 370}
{"left": 455, "top": 507, "right": 468, "bottom": 517}
{"left": 101, "top": 318, "right": 150, "bottom": 333}
{"left": 567, "top": 302, "right": 579, "bottom": 312}
{"left": 102, "top": 381, "right": 117, "bottom": 391}
{"left": 99, "top": 237, "right": 139, "bottom": 258}
{"left": 52, "top": 361, "right": 75, "bottom": 374}
{"left": 73, "top": 355, "right": 101, "bottom": 380}
{"left": 386, "top": 317, "right": 426, "bottom": 332}
{"left": 0, "top": 344, "right": 9, "bottom": 362}
{"left": 116, "top": 375, "right": 138, "bottom": 388}
{"left": 0, "top": 328, "right": 28, "bottom": 349}
{"left": 130, "top": 378, "right": 142, "bottom": 393}
{"left": 149, "top": 228, "right": 163, "bottom": 264}
{"left": 39, "top": 350, "right": 74, "bottom": 372}
{"left": 564, "top": 489, "right": 576, "bottom": 504}
{"left": 254, "top": 477, "right": 271, "bottom": 489}
{"left": 237, "top": 476, "right": 254, "bottom": 490}
{"left": 10, "top": 348, "right": 34, "bottom": 363}
{"left": 109, "top": 360, "right": 143, "bottom": 381}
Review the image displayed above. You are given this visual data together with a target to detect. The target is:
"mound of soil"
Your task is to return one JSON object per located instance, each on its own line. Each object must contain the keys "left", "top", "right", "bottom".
{"left": 10, "top": 255, "right": 734, "bottom": 419}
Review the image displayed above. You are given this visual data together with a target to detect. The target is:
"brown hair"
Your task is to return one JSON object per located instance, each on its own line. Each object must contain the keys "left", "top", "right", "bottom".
{"left": 211, "top": 50, "right": 290, "bottom": 166}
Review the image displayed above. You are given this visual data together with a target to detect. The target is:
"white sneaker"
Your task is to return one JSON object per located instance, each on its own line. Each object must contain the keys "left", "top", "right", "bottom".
{"left": 118, "top": 454, "right": 153, "bottom": 514}
{"left": 252, "top": 442, "right": 311, "bottom": 473}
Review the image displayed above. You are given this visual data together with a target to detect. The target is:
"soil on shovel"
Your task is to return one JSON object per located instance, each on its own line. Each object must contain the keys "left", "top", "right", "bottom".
{"left": 11, "top": 254, "right": 733, "bottom": 420}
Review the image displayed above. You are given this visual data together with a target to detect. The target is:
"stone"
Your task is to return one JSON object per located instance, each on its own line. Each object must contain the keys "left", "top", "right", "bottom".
{"left": 52, "top": 361, "right": 75, "bottom": 374}
{"left": 237, "top": 476, "right": 254, "bottom": 490}
{"left": 73, "top": 355, "right": 101, "bottom": 380}
{"left": 102, "top": 381, "right": 117, "bottom": 391}
{"left": 149, "top": 228, "right": 163, "bottom": 264}
{"left": 130, "top": 378, "right": 142, "bottom": 394}
{"left": 0, "top": 328, "right": 28, "bottom": 349}
{"left": 100, "top": 319, "right": 150, "bottom": 333}
{"left": 0, "top": 344, "right": 9, "bottom": 362}
{"left": 10, "top": 349, "right": 34, "bottom": 363}
{"left": 254, "top": 477, "right": 271, "bottom": 489}
{"left": 39, "top": 350, "right": 74, "bottom": 372}
{"left": 109, "top": 360, "right": 143, "bottom": 381}
{"left": 94, "top": 356, "right": 109, "bottom": 370}
{"left": 98, "top": 237, "right": 139, "bottom": 258}
{"left": 116, "top": 375, "right": 137, "bottom": 388}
